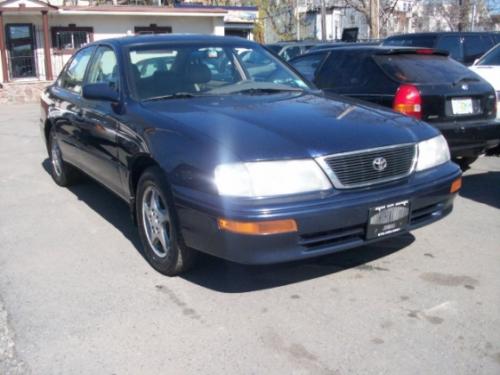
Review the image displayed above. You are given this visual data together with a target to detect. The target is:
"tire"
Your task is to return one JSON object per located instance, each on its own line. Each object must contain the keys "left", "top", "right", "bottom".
{"left": 454, "top": 156, "right": 478, "bottom": 172}
{"left": 48, "top": 127, "right": 80, "bottom": 186}
{"left": 136, "top": 166, "right": 196, "bottom": 276}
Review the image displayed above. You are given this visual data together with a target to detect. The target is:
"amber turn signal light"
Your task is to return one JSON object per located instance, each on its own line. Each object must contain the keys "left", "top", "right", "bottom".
{"left": 450, "top": 177, "right": 462, "bottom": 193}
{"left": 218, "top": 218, "right": 298, "bottom": 235}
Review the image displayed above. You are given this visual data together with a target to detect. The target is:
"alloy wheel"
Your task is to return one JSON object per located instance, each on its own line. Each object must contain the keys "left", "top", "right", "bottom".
{"left": 142, "top": 185, "right": 171, "bottom": 258}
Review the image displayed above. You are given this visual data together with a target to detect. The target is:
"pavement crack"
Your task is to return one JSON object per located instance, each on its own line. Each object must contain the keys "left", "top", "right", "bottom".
{"left": 0, "top": 295, "right": 30, "bottom": 374}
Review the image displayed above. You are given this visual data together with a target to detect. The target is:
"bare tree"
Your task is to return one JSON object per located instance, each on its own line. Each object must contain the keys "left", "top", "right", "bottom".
{"left": 257, "top": 0, "right": 297, "bottom": 41}
{"left": 341, "top": 0, "right": 399, "bottom": 38}
{"left": 421, "top": 0, "right": 495, "bottom": 31}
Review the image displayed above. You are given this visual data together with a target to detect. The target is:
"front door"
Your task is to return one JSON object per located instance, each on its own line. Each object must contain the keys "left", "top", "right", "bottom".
{"left": 5, "top": 24, "right": 36, "bottom": 79}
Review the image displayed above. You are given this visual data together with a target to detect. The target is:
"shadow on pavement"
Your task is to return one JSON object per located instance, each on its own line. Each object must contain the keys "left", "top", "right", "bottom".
{"left": 183, "top": 235, "right": 414, "bottom": 293}
{"left": 42, "top": 159, "right": 415, "bottom": 293}
{"left": 460, "top": 170, "right": 500, "bottom": 209}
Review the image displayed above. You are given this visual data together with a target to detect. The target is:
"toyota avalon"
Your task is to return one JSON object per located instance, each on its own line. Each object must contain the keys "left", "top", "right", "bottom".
{"left": 40, "top": 35, "right": 462, "bottom": 275}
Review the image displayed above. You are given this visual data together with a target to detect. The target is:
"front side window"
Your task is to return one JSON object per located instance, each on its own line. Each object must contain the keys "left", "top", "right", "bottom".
{"left": 58, "top": 47, "right": 95, "bottom": 93}
{"left": 290, "top": 52, "right": 327, "bottom": 82}
{"left": 128, "top": 43, "right": 309, "bottom": 101}
{"left": 280, "top": 46, "right": 301, "bottom": 61}
{"left": 87, "top": 46, "right": 119, "bottom": 91}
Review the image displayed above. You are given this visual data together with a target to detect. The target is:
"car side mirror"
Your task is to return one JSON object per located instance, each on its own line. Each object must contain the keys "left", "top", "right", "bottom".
{"left": 82, "top": 83, "right": 119, "bottom": 102}
{"left": 473, "top": 58, "right": 479, "bottom": 66}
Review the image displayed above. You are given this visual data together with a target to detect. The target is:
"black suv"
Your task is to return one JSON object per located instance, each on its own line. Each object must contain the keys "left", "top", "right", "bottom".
{"left": 290, "top": 46, "right": 500, "bottom": 169}
{"left": 382, "top": 32, "right": 500, "bottom": 65}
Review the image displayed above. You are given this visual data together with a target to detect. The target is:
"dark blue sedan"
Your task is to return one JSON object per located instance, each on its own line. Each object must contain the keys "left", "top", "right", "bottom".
{"left": 40, "top": 34, "right": 462, "bottom": 275}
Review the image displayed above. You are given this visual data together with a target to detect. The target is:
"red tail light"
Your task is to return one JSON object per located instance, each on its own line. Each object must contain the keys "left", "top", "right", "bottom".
{"left": 393, "top": 84, "right": 422, "bottom": 119}
{"left": 416, "top": 48, "right": 434, "bottom": 55}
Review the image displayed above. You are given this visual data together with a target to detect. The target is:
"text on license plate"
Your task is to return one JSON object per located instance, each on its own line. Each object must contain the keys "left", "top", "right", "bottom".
{"left": 366, "top": 200, "right": 410, "bottom": 239}
{"left": 451, "top": 98, "right": 473, "bottom": 115}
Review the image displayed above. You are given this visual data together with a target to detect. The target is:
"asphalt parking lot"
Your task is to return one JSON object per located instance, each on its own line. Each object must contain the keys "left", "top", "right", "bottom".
{"left": 0, "top": 103, "right": 499, "bottom": 375}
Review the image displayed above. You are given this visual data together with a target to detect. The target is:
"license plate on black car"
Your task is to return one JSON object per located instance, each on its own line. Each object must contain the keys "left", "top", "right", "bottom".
{"left": 366, "top": 200, "right": 410, "bottom": 240}
{"left": 451, "top": 98, "right": 473, "bottom": 115}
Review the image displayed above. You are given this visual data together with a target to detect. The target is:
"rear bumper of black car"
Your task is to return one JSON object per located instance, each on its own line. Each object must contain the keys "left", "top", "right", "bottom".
{"left": 432, "top": 119, "right": 500, "bottom": 158}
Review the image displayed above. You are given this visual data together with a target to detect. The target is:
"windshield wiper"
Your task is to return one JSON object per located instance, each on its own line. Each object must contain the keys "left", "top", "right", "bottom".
{"left": 207, "top": 80, "right": 305, "bottom": 95}
{"left": 144, "top": 92, "right": 200, "bottom": 102}
{"left": 453, "top": 76, "right": 480, "bottom": 85}
{"left": 232, "top": 87, "right": 303, "bottom": 95}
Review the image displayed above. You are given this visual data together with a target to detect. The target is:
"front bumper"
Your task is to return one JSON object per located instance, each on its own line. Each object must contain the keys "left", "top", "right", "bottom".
{"left": 173, "top": 162, "right": 461, "bottom": 265}
{"left": 432, "top": 119, "right": 500, "bottom": 158}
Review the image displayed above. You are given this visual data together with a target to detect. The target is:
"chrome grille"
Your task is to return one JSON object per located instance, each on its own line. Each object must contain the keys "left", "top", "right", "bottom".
{"left": 317, "top": 144, "right": 417, "bottom": 189}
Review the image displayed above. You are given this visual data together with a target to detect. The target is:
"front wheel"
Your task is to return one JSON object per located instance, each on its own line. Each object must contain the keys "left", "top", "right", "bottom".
{"left": 136, "top": 167, "right": 196, "bottom": 276}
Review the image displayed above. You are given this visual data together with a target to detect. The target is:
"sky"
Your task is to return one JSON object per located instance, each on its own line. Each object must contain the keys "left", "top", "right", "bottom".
{"left": 487, "top": 0, "right": 500, "bottom": 12}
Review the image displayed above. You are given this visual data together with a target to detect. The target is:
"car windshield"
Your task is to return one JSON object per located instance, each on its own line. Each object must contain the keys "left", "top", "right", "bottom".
{"left": 128, "top": 43, "right": 309, "bottom": 100}
{"left": 477, "top": 44, "right": 500, "bottom": 66}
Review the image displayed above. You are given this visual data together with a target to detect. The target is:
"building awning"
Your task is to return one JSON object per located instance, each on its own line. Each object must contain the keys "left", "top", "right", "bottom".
{"left": 0, "top": 0, "right": 58, "bottom": 13}
{"left": 59, "top": 5, "right": 227, "bottom": 17}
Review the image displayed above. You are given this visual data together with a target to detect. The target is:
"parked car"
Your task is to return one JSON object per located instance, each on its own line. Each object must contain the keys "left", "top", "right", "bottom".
{"left": 470, "top": 43, "right": 500, "bottom": 110}
{"left": 265, "top": 41, "right": 319, "bottom": 61}
{"left": 41, "top": 35, "right": 461, "bottom": 276}
{"left": 290, "top": 46, "right": 500, "bottom": 169}
{"left": 382, "top": 32, "right": 500, "bottom": 66}
{"left": 470, "top": 43, "right": 500, "bottom": 154}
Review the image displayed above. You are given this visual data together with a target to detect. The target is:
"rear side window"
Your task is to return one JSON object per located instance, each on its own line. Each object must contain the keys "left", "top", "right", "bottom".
{"left": 316, "top": 51, "right": 381, "bottom": 90}
{"left": 290, "top": 53, "right": 327, "bottom": 81}
{"left": 374, "top": 54, "right": 473, "bottom": 84}
{"left": 58, "top": 47, "right": 95, "bottom": 93}
{"left": 478, "top": 45, "right": 500, "bottom": 66}
{"left": 463, "top": 35, "right": 494, "bottom": 64}
{"left": 436, "top": 36, "right": 462, "bottom": 61}
{"left": 383, "top": 35, "right": 436, "bottom": 48}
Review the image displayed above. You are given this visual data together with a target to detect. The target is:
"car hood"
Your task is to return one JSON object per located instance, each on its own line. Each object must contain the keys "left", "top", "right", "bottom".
{"left": 141, "top": 92, "right": 438, "bottom": 161}
{"left": 470, "top": 65, "right": 500, "bottom": 90}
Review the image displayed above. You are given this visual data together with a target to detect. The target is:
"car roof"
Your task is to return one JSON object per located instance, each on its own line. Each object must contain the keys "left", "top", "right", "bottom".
{"left": 267, "top": 41, "right": 318, "bottom": 46}
{"left": 385, "top": 31, "right": 499, "bottom": 38}
{"left": 89, "top": 34, "right": 256, "bottom": 48}
{"left": 295, "top": 45, "right": 449, "bottom": 57}
{"left": 310, "top": 42, "right": 380, "bottom": 50}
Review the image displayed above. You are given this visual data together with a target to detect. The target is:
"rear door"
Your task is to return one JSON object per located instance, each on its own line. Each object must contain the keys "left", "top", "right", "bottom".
{"left": 49, "top": 46, "right": 96, "bottom": 167}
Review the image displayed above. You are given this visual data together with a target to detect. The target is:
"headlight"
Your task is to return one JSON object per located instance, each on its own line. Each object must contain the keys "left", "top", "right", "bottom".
{"left": 416, "top": 135, "right": 450, "bottom": 171}
{"left": 214, "top": 159, "right": 332, "bottom": 197}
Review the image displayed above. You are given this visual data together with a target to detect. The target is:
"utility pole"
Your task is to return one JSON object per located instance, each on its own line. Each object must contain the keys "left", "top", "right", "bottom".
{"left": 370, "top": 0, "right": 380, "bottom": 39}
{"left": 296, "top": 0, "right": 301, "bottom": 40}
{"left": 321, "top": 0, "right": 327, "bottom": 41}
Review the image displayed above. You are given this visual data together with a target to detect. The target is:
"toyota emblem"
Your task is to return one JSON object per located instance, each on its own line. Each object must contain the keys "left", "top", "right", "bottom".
{"left": 461, "top": 84, "right": 469, "bottom": 91}
{"left": 372, "top": 157, "right": 387, "bottom": 171}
